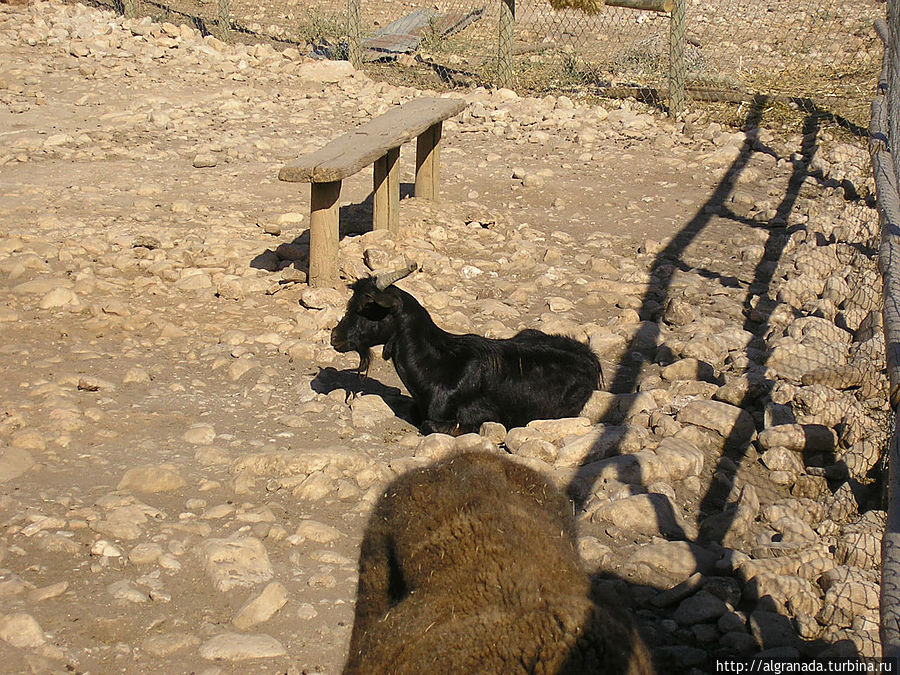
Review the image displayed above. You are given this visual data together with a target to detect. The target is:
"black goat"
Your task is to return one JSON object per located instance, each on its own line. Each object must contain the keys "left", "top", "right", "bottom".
{"left": 330, "top": 263, "right": 604, "bottom": 435}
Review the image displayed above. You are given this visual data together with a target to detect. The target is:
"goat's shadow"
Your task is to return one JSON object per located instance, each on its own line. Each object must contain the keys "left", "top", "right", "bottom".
{"left": 250, "top": 182, "right": 417, "bottom": 278}
{"left": 312, "top": 366, "right": 419, "bottom": 426}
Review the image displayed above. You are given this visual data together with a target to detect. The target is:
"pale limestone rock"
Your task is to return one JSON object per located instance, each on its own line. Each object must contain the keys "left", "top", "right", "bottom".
{"left": 129, "top": 543, "right": 164, "bottom": 565}
{"left": 0, "top": 447, "right": 34, "bottom": 482}
{"left": 297, "top": 59, "right": 354, "bottom": 83}
{"left": 118, "top": 465, "right": 186, "bottom": 493}
{"left": 293, "top": 520, "right": 342, "bottom": 544}
{"left": 201, "top": 537, "right": 274, "bottom": 592}
{"left": 676, "top": 399, "right": 756, "bottom": 448}
{"left": 625, "top": 541, "right": 716, "bottom": 583}
{"left": 414, "top": 433, "right": 456, "bottom": 460}
{"left": 592, "top": 493, "right": 698, "bottom": 539}
{"left": 142, "top": 632, "right": 201, "bottom": 657}
{"left": 184, "top": 423, "right": 217, "bottom": 444}
{"left": 108, "top": 580, "right": 148, "bottom": 603}
{"left": 232, "top": 581, "right": 288, "bottom": 630}
{"left": 757, "top": 423, "right": 836, "bottom": 453}
{"left": 199, "top": 632, "right": 287, "bottom": 660}
{"left": 350, "top": 394, "right": 395, "bottom": 428}
{"left": 0, "top": 613, "right": 45, "bottom": 648}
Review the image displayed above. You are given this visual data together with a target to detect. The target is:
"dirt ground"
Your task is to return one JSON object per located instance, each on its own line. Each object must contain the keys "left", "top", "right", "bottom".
{"left": 0, "top": 1, "right": 886, "bottom": 674}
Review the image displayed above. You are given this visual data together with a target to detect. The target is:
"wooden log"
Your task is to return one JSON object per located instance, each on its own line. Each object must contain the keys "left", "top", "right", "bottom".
{"left": 348, "top": 0, "right": 362, "bottom": 69}
{"left": 415, "top": 123, "right": 442, "bottom": 200}
{"left": 308, "top": 181, "right": 341, "bottom": 287}
{"left": 549, "top": 0, "right": 673, "bottom": 15}
{"left": 373, "top": 147, "right": 400, "bottom": 232}
{"left": 609, "top": 0, "right": 673, "bottom": 12}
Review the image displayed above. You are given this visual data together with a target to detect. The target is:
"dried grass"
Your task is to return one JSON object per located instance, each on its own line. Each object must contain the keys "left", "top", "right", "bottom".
{"left": 548, "top": 0, "right": 607, "bottom": 15}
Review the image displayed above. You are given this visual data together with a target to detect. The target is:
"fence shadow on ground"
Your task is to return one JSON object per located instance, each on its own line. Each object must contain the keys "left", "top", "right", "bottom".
{"left": 565, "top": 94, "right": 876, "bottom": 667}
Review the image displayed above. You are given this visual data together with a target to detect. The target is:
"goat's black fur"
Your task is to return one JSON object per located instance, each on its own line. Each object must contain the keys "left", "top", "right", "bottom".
{"left": 331, "top": 277, "right": 603, "bottom": 434}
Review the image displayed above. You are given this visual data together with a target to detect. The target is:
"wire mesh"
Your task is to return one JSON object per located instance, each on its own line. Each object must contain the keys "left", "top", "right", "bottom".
{"left": 871, "top": 4, "right": 900, "bottom": 659}
{"left": 80, "top": 0, "right": 884, "bottom": 130}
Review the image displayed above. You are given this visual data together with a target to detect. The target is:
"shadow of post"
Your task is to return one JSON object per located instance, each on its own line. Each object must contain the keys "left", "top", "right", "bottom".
{"left": 568, "top": 94, "right": 769, "bottom": 511}
{"left": 566, "top": 97, "right": 872, "bottom": 662}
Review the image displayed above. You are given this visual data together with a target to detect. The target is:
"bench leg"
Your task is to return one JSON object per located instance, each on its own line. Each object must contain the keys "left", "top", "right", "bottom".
{"left": 309, "top": 180, "right": 342, "bottom": 287}
{"left": 415, "top": 121, "right": 443, "bottom": 200}
{"left": 373, "top": 147, "right": 400, "bottom": 233}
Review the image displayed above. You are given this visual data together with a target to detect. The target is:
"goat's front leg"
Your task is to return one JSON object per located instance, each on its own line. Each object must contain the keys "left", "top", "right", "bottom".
{"left": 420, "top": 419, "right": 463, "bottom": 436}
{"left": 421, "top": 388, "right": 497, "bottom": 436}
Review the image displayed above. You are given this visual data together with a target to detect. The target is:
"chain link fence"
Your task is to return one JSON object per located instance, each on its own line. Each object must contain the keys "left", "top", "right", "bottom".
{"left": 873, "top": 2, "right": 900, "bottom": 659}
{"left": 90, "top": 0, "right": 883, "bottom": 129}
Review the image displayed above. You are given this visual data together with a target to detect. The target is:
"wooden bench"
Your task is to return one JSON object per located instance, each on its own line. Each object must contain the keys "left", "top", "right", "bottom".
{"left": 278, "top": 96, "right": 467, "bottom": 286}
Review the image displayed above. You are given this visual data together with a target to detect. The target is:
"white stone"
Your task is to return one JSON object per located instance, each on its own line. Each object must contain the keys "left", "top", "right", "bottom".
{"left": 0, "top": 613, "right": 45, "bottom": 648}
{"left": 199, "top": 632, "right": 287, "bottom": 660}
{"left": 232, "top": 582, "right": 288, "bottom": 629}
{"left": 201, "top": 537, "right": 274, "bottom": 592}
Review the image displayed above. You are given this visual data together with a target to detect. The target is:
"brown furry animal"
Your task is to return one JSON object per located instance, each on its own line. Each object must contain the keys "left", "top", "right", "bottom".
{"left": 344, "top": 451, "right": 655, "bottom": 674}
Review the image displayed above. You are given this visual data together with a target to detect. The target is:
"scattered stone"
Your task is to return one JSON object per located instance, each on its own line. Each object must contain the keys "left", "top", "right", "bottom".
{"left": 0, "top": 613, "right": 45, "bottom": 648}
{"left": 142, "top": 632, "right": 201, "bottom": 657}
{"left": 118, "top": 465, "right": 186, "bottom": 493}
{"left": 199, "top": 632, "right": 287, "bottom": 661}
{"left": 201, "top": 537, "right": 274, "bottom": 592}
{"left": 184, "top": 424, "right": 217, "bottom": 444}
{"left": 591, "top": 493, "right": 698, "bottom": 540}
{"left": 232, "top": 581, "right": 289, "bottom": 630}
{"left": 0, "top": 447, "right": 34, "bottom": 482}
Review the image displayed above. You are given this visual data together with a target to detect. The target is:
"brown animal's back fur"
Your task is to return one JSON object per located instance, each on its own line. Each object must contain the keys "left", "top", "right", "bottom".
{"left": 344, "top": 451, "right": 654, "bottom": 674}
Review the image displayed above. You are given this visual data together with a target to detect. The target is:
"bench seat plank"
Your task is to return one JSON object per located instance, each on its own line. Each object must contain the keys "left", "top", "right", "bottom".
{"left": 278, "top": 97, "right": 466, "bottom": 183}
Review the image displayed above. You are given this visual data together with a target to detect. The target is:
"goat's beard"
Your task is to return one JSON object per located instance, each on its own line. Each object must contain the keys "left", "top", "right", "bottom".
{"left": 356, "top": 348, "right": 372, "bottom": 377}
{"left": 345, "top": 349, "right": 372, "bottom": 404}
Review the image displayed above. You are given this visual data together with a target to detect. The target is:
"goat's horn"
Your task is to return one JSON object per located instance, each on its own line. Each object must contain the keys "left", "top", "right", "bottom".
{"left": 374, "top": 262, "right": 418, "bottom": 291}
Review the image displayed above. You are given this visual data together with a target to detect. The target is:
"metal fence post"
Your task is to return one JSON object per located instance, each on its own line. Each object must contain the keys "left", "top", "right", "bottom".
{"left": 348, "top": 0, "right": 362, "bottom": 68}
{"left": 668, "top": 0, "right": 686, "bottom": 117}
{"left": 498, "top": 0, "right": 515, "bottom": 89}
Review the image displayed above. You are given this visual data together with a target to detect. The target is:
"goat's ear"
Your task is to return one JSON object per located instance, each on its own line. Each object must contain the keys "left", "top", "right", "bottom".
{"left": 370, "top": 290, "right": 400, "bottom": 311}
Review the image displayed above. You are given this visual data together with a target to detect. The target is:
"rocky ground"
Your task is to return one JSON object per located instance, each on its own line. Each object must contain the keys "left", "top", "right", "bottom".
{"left": 0, "top": 1, "right": 891, "bottom": 673}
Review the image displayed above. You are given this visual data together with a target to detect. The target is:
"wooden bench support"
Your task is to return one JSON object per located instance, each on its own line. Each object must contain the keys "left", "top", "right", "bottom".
{"left": 279, "top": 97, "right": 466, "bottom": 286}
{"left": 373, "top": 146, "right": 400, "bottom": 232}
{"left": 415, "top": 122, "right": 442, "bottom": 201}
{"left": 309, "top": 180, "right": 342, "bottom": 287}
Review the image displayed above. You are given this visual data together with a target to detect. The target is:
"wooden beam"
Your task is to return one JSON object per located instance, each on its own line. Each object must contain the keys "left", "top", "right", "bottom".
{"left": 609, "top": 0, "right": 673, "bottom": 12}
{"left": 550, "top": 0, "right": 673, "bottom": 13}
{"left": 308, "top": 180, "right": 342, "bottom": 287}
{"left": 373, "top": 147, "right": 400, "bottom": 232}
{"left": 415, "top": 122, "right": 442, "bottom": 200}
{"left": 279, "top": 98, "right": 466, "bottom": 184}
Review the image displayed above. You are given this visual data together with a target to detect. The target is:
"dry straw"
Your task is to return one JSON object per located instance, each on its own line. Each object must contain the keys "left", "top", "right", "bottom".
{"left": 548, "top": 0, "right": 607, "bottom": 12}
